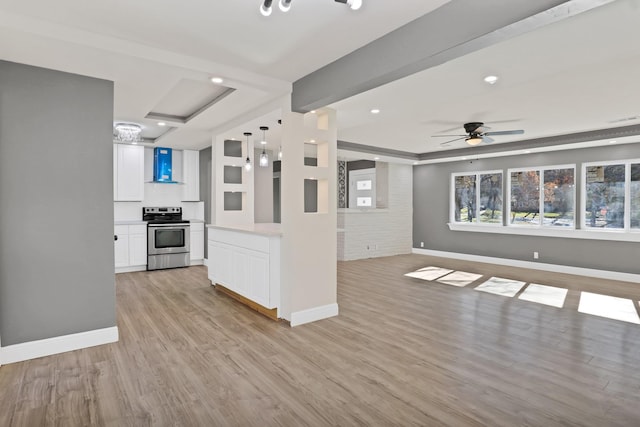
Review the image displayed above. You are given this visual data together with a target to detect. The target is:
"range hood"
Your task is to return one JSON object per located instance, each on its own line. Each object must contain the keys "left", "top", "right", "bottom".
{"left": 153, "top": 147, "right": 178, "bottom": 183}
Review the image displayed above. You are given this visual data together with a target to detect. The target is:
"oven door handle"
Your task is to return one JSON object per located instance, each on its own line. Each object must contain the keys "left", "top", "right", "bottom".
{"left": 148, "top": 223, "right": 190, "bottom": 228}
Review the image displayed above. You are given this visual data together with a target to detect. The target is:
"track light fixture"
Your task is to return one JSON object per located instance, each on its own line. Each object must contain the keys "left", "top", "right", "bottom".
{"left": 260, "top": 0, "right": 361, "bottom": 16}
{"left": 259, "top": 126, "right": 269, "bottom": 168}
{"left": 244, "top": 132, "right": 252, "bottom": 171}
{"left": 260, "top": 0, "right": 273, "bottom": 16}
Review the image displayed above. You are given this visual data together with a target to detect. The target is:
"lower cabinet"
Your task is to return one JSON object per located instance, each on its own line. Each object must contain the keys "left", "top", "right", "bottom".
{"left": 207, "top": 228, "right": 280, "bottom": 310}
{"left": 190, "top": 222, "right": 205, "bottom": 262}
{"left": 114, "top": 224, "right": 147, "bottom": 272}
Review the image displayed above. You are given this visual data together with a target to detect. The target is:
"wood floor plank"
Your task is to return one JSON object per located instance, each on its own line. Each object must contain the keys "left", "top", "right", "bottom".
{"left": 2, "top": 255, "right": 640, "bottom": 426}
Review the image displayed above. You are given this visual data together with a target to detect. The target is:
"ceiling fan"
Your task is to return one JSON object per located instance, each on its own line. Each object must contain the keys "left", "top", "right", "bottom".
{"left": 433, "top": 122, "right": 524, "bottom": 146}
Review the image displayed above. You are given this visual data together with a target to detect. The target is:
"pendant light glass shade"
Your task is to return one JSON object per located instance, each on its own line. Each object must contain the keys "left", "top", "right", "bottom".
{"left": 259, "top": 151, "right": 269, "bottom": 167}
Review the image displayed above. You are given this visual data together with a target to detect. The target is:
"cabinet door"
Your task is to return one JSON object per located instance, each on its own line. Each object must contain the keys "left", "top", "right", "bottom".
{"left": 129, "top": 229, "right": 147, "bottom": 266}
{"left": 190, "top": 228, "right": 204, "bottom": 260}
{"left": 209, "top": 242, "right": 233, "bottom": 286}
{"left": 232, "top": 250, "right": 249, "bottom": 297}
{"left": 114, "top": 228, "right": 129, "bottom": 268}
{"left": 182, "top": 150, "right": 200, "bottom": 201}
{"left": 247, "top": 250, "right": 270, "bottom": 307}
{"left": 115, "top": 144, "right": 144, "bottom": 201}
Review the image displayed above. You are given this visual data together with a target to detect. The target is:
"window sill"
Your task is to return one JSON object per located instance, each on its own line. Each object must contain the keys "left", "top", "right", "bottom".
{"left": 338, "top": 208, "right": 389, "bottom": 214}
{"left": 447, "top": 223, "right": 640, "bottom": 242}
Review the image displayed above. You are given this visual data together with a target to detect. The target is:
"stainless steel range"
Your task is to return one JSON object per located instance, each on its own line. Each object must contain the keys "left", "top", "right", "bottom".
{"left": 143, "top": 207, "right": 190, "bottom": 271}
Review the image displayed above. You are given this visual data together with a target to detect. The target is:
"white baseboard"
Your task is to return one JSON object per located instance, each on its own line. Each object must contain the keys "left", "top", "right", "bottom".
{"left": 0, "top": 326, "right": 119, "bottom": 365}
{"left": 203, "top": 258, "right": 209, "bottom": 267}
{"left": 290, "top": 303, "right": 339, "bottom": 327}
{"left": 115, "top": 265, "right": 146, "bottom": 274}
{"left": 412, "top": 248, "right": 640, "bottom": 283}
{"left": 190, "top": 259, "right": 204, "bottom": 266}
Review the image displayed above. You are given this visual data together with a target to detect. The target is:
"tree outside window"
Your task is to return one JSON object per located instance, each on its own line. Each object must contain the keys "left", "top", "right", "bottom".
{"left": 453, "top": 175, "right": 476, "bottom": 223}
{"left": 585, "top": 164, "right": 625, "bottom": 229}
{"left": 510, "top": 170, "right": 540, "bottom": 226}
{"left": 629, "top": 163, "right": 640, "bottom": 229}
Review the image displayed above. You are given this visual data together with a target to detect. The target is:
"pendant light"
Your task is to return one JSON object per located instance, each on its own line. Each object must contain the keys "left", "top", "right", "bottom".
{"left": 259, "top": 126, "right": 269, "bottom": 168}
{"left": 244, "top": 132, "right": 252, "bottom": 171}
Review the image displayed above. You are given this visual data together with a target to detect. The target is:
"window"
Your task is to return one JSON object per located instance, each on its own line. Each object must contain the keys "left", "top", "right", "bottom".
{"left": 508, "top": 165, "right": 575, "bottom": 227}
{"left": 632, "top": 164, "right": 640, "bottom": 229}
{"left": 583, "top": 160, "right": 640, "bottom": 231}
{"left": 452, "top": 171, "right": 502, "bottom": 224}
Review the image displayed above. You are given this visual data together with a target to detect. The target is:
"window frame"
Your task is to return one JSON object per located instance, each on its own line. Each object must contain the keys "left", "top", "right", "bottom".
{"left": 450, "top": 170, "right": 503, "bottom": 226}
{"left": 507, "top": 164, "right": 576, "bottom": 229}
{"left": 581, "top": 159, "right": 640, "bottom": 233}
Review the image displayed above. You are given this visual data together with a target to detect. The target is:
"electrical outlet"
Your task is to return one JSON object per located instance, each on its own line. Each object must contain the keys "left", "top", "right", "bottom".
{"left": 420, "top": 241, "right": 424, "bottom": 248}
{"left": 534, "top": 251, "right": 539, "bottom": 259}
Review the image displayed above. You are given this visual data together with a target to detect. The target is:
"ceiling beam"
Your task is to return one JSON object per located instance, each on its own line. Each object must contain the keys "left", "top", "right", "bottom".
{"left": 292, "top": 0, "right": 613, "bottom": 113}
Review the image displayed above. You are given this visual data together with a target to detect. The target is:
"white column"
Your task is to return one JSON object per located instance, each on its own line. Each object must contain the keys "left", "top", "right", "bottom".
{"left": 279, "top": 106, "right": 338, "bottom": 325}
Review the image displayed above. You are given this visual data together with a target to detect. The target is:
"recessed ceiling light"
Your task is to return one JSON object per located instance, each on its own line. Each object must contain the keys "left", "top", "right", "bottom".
{"left": 609, "top": 140, "right": 617, "bottom": 144}
{"left": 524, "top": 150, "right": 531, "bottom": 154}
{"left": 484, "top": 75, "right": 498, "bottom": 85}
{"left": 413, "top": 161, "right": 419, "bottom": 165}
{"left": 210, "top": 77, "right": 224, "bottom": 84}
{"left": 310, "top": 139, "right": 316, "bottom": 143}
{"left": 310, "top": 110, "right": 316, "bottom": 114}
{"left": 374, "top": 157, "right": 380, "bottom": 160}
{"left": 158, "top": 122, "right": 166, "bottom": 127}
{"left": 370, "top": 108, "right": 381, "bottom": 114}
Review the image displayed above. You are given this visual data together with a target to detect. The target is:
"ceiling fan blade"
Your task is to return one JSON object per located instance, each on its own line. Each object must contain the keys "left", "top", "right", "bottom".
{"left": 432, "top": 134, "right": 466, "bottom": 138}
{"left": 439, "top": 136, "right": 465, "bottom": 146}
{"left": 485, "top": 130, "right": 524, "bottom": 136}
{"left": 482, "top": 135, "right": 495, "bottom": 144}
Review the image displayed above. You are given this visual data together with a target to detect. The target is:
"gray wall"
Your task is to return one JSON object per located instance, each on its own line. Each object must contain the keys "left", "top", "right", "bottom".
{"left": 413, "top": 143, "right": 640, "bottom": 274}
{"left": 0, "top": 61, "right": 116, "bottom": 346}
{"left": 199, "top": 146, "right": 212, "bottom": 258}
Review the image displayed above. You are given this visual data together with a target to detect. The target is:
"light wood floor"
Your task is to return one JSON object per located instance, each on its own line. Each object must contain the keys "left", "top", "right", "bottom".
{"left": 2, "top": 254, "right": 640, "bottom": 426}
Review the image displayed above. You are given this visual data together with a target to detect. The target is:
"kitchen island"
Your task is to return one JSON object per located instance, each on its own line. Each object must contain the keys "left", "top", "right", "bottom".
{"left": 206, "top": 223, "right": 281, "bottom": 320}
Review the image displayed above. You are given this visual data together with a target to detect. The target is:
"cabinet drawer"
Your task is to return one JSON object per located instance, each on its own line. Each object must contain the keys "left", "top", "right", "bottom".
{"left": 129, "top": 224, "right": 147, "bottom": 235}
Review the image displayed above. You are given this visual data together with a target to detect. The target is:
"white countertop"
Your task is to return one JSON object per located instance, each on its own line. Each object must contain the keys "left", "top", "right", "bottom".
{"left": 115, "top": 220, "right": 147, "bottom": 225}
{"left": 207, "top": 223, "right": 282, "bottom": 236}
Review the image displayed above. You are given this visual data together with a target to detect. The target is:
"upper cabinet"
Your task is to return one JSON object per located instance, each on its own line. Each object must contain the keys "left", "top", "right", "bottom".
{"left": 182, "top": 149, "right": 200, "bottom": 201}
{"left": 114, "top": 144, "right": 144, "bottom": 201}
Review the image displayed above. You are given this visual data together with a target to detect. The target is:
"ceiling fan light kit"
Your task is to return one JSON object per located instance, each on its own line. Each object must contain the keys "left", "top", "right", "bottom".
{"left": 433, "top": 122, "right": 524, "bottom": 147}
{"left": 261, "top": 0, "right": 362, "bottom": 16}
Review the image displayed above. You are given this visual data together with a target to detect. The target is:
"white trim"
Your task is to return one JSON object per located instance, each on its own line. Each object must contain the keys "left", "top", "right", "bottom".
{"left": 0, "top": 326, "right": 119, "bottom": 365}
{"left": 447, "top": 222, "right": 640, "bottom": 242}
{"left": 203, "top": 257, "right": 209, "bottom": 267}
{"left": 290, "top": 303, "right": 339, "bottom": 327}
{"left": 190, "top": 259, "right": 204, "bottom": 266}
{"left": 412, "top": 248, "right": 640, "bottom": 283}
{"left": 115, "top": 265, "right": 146, "bottom": 274}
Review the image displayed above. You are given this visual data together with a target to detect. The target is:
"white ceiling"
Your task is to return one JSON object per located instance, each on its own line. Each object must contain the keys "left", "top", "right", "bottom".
{"left": 330, "top": 0, "right": 640, "bottom": 155}
{"left": 1, "top": 0, "right": 639, "bottom": 157}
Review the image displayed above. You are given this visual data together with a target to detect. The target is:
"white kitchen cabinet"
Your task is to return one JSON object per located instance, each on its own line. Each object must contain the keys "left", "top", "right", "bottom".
{"left": 114, "top": 144, "right": 144, "bottom": 201}
{"left": 207, "top": 225, "right": 281, "bottom": 311}
{"left": 114, "top": 223, "right": 147, "bottom": 272}
{"left": 128, "top": 225, "right": 147, "bottom": 266}
{"left": 208, "top": 241, "right": 234, "bottom": 286}
{"left": 190, "top": 222, "right": 204, "bottom": 262}
{"left": 114, "top": 225, "right": 130, "bottom": 268}
{"left": 182, "top": 149, "right": 200, "bottom": 201}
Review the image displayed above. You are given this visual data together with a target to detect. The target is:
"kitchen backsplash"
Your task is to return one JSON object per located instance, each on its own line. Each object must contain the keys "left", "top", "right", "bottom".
{"left": 114, "top": 201, "right": 204, "bottom": 221}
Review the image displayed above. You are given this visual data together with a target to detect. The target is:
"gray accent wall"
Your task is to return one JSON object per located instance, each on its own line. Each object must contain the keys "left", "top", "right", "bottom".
{"left": 413, "top": 143, "right": 640, "bottom": 274}
{"left": 0, "top": 61, "right": 116, "bottom": 346}
{"left": 199, "top": 146, "right": 212, "bottom": 258}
